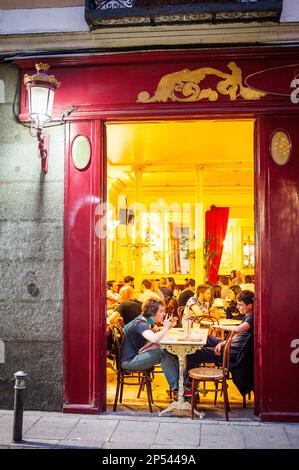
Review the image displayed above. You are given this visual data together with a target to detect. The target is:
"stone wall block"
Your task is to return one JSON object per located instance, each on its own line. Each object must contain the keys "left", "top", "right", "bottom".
{"left": 0, "top": 340, "right": 63, "bottom": 411}
{"left": 0, "top": 105, "right": 65, "bottom": 145}
{"left": 0, "top": 64, "right": 19, "bottom": 105}
{"left": 0, "top": 301, "right": 63, "bottom": 341}
{"left": 0, "top": 182, "right": 64, "bottom": 221}
{"left": 0, "top": 260, "right": 63, "bottom": 301}
{"left": 0, "top": 221, "right": 63, "bottom": 261}
{"left": 0, "top": 141, "right": 65, "bottom": 181}
{"left": 0, "top": 64, "right": 65, "bottom": 411}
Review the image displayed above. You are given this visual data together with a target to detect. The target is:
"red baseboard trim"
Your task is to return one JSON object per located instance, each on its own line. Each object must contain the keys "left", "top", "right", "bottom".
{"left": 260, "top": 412, "right": 299, "bottom": 423}
{"left": 62, "top": 404, "right": 99, "bottom": 415}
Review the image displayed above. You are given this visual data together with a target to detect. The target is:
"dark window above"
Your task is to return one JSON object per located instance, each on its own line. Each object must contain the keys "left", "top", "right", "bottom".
{"left": 85, "top": 1, "right": 283, "bottom": 29}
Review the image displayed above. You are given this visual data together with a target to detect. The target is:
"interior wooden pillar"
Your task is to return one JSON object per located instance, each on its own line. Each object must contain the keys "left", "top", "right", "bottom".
{"left": 194, "top": 165, "right": 205, "bottom": 284}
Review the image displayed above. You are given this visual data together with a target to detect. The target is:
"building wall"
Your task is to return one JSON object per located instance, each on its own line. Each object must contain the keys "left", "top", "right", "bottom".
{"left": 0, "top": 1, "right": 298, "bottom": 413}
{"left": 0, "top": 64, "right": 64, "bottom": 410}
{"left": 1, "top": 1, "right": 299, "bottom": 37}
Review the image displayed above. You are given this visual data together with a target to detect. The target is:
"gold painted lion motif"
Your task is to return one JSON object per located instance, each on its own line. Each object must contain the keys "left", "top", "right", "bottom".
{"left": 137, "top": 62, "right": 266, "bottom": 103}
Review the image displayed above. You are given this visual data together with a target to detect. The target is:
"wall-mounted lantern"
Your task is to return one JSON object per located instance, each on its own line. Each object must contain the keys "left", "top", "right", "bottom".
{"left": 24, "top": 63, "right": 60, "bottom": 174}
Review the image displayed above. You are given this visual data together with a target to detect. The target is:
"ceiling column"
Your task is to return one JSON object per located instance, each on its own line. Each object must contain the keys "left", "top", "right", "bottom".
{"left": 195, "top": 165, "right": 205, "bottom": 285}
{"left": 133, "top": 165, "right": 144, "bottom": 292}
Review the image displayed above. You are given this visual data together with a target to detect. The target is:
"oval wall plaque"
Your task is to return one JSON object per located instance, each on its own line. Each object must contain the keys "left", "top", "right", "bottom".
{"left": 72, "top": 135, "right": 91, "bottom": 170}
{"left": 270, "top": 130, "right": 291, "bottom": 166}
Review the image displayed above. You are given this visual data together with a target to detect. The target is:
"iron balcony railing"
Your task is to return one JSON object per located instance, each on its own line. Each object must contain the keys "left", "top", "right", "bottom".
{"left": 85, "top": 1, "right": 283, "bottom": 29}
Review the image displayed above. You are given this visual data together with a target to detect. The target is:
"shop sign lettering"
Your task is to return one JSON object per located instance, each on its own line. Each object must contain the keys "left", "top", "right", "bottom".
{"left": 290, "top": 339, "right": 299, "bottom": 364}
{"left": 290, "top": 79, "right": 299, "bottom": 104}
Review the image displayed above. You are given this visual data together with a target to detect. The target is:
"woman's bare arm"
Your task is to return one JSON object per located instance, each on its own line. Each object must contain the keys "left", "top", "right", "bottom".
{"left": 141, "top": 318, "right": 175, "bottom": 344}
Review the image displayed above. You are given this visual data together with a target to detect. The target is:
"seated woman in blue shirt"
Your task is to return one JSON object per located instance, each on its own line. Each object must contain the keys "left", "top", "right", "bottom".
{"left": 121, "top": 298, "right": 179, "bottom": 392}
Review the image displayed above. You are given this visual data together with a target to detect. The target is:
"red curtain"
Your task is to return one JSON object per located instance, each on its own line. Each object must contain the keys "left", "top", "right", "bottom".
{"left": 205, "top": 205, "right": 229, "bottom": 284}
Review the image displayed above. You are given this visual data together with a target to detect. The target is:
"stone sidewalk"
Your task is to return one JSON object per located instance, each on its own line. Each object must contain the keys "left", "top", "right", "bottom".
{"left": 0, "top": 409, "right": 299, "bottom": 449}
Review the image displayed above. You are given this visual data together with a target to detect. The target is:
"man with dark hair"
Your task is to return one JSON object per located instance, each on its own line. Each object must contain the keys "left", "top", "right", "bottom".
{"left": 240, "top": 275, "right": 255, "bottom": 292}
{"left": 138, "top": 279, "right": 160, "bottom": 302}
{"left": 178, "top": 278, "right": 196, "bottom": 306}
{"left": 121, "top": 298, "right": 179, "bottom": 392}
{"left": 187, "top": 290, "right": 254, "bottom": 370}
{"left": 159, "top": 277, "right": 173, "bottom": 298}
{"left": 107, "top": 280, "right": 120, "bottom": 309}
{"left": 124, "top": 275, "right": 135, "bottom": 287}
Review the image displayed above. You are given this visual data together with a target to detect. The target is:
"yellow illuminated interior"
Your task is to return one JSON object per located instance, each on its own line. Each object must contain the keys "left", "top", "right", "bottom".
{"left": 106, "top": 119, "right": 254, "bottom": 286}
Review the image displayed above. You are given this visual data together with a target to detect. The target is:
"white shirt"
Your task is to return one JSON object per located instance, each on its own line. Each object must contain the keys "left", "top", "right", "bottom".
{"left": 138, "top": 289, "right": 161, "bottom": 303}
{"left": 107, "top": 290, "right": 120, "bottom": 308}
{"left": 212, "top": 297, "right": 224, "bottom": 308}
{"left": 240, "top": 283, "right": 255, "bottom": 292}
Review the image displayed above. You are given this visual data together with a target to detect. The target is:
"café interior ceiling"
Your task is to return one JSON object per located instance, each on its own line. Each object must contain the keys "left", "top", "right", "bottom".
{"left": 106, "top": 119, "right": 254, "bottom": 196}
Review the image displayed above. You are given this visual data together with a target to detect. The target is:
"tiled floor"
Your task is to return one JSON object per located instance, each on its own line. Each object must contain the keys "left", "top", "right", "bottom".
{"left": 106, "top": 359, "right": 255, "bottom": 420}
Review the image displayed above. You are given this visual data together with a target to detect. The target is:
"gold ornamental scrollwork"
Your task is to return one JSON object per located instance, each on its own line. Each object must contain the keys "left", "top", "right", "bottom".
{"left": 137, "top": 61, "right": 267, "bottom": 103}
{"left": 160, "top": 343, "right": 197, "bottom": 356}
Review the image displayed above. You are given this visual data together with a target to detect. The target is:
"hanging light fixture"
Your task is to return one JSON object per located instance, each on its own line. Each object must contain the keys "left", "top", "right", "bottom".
{"left": 24, "top": 63, "right": 60, "bottom": 174}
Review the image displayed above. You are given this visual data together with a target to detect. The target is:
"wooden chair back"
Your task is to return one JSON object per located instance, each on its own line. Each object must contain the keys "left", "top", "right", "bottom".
{"left": 110, "top": 328, "right": 123, "bottom": 378}
{"left": 110, "top": 327, "right": 154, "bottom": 412}
{"left": 221, "top": 331, "right": 235, "bottom": 375}
{"left": 176, "top": 306, "right": 185, "bottom": 326}
{"left": 192, "top": 315, "right": 219, "bottom": 335}
{"left": 164, "top": 295, "right": 179, "bottom": 318}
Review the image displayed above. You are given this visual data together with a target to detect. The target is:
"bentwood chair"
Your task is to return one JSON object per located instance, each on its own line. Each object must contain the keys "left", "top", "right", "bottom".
{"left": 191, "top": 315, "right": 222, "bottom": 337}
{"left": 111, "top": 329, "right": 154, "bottom": 413}
{"left": 188, "top": 332, "right": 235, "bottom": 420}
{"left": 177, "top": 306, "right": 185, "bottom": 327}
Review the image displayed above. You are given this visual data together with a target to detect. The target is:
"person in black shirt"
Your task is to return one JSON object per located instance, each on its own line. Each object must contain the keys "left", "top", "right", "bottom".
{"left": 187, "top": 290, "right": 254, "bottom": 370}
{"left": 115, "top": 286, "right": 142, "bottom": 325}
{"left": 159, "top": 277, "right": 173, "bottom": 298}
{"left": 121, "top": 299, "right": 179, "bottom": 391}
{"left": 225, "top": 285, "right": 244, "bottom": 320}
{"left": 178, "top": 278, "right": 195, "bottom": 306}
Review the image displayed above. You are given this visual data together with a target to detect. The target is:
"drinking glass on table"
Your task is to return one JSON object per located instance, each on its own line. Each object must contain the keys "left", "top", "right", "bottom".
{"left": 193, "top": 323, "right": 201, "bottom": 334}
{"left": 182, "top": 317, "right": 191, "bottom": 338}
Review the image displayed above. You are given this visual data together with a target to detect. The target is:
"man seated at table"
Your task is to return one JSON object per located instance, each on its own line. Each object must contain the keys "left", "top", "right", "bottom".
{"left": 107, "top": 280, "right": 121, "bottom": 310}
{"left": 114, "top": 285, "right": 142, "bottom": 328}
{"left": 137, "top": 279, "right": 161, "bottom": 303}
{"left": 159, "top": 277, "right": 173, "bottom": 298}
{"left": 178, "top": 278, "right": 196, "bottom": 307}
{"left": 183, "top": 284, "right": 211, "bottom": 319}
{"left": 123, "top": 275, "right": 135, "bottom": 288}
{"left": 186, "top": 290, "right": 254, "bottom": 371}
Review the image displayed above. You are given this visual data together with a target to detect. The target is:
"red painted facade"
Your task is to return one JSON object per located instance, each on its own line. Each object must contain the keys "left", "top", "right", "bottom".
{"left": 256, "top": 116, "right": 299, "bottom": 421}
{"left": 16, "top": 47, "right": 299, "bottom": 421}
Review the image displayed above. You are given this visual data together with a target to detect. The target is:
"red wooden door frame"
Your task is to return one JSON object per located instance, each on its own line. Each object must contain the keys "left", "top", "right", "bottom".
{"left": 63, "top": 119, "right": 106, "bottom": 413}
{"left": 63, "top": 110, "right": 299, "bottom": 422}
{"left": 255, "top": 115, "right": 299, "bottom": 422}
{"left": 63, "top": 112, "right": 260, "bottom": 414}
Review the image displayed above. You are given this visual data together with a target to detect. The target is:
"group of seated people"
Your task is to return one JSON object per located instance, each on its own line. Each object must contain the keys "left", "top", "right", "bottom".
{"left": 107, "top": 272, "right": 255, "bottom": 330}
{"left": 107, "top": 273, "right": 255, "bottom": 400}
{"left": 119, "top": 291, "right": 254, "bottom": 399}
{"left": 106, "top": 276, "right": 180, "bottom": 330}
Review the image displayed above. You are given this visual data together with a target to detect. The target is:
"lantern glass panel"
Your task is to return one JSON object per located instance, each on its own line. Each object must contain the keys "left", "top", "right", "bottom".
{"left": 30, "top": 86, "right": 54, "bottom": 128}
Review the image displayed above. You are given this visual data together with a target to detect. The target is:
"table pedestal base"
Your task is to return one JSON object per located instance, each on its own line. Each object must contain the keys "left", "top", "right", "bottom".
{"left": 159, "top": 399, "right": 205, "bottom": 418}
{"left": 159, "top": 340, "right": 206, "bottom": 419}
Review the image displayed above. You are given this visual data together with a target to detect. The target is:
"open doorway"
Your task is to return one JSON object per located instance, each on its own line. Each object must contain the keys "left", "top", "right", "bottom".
{"left": 105, "top": 118, "right": 255, "bottom": 417}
